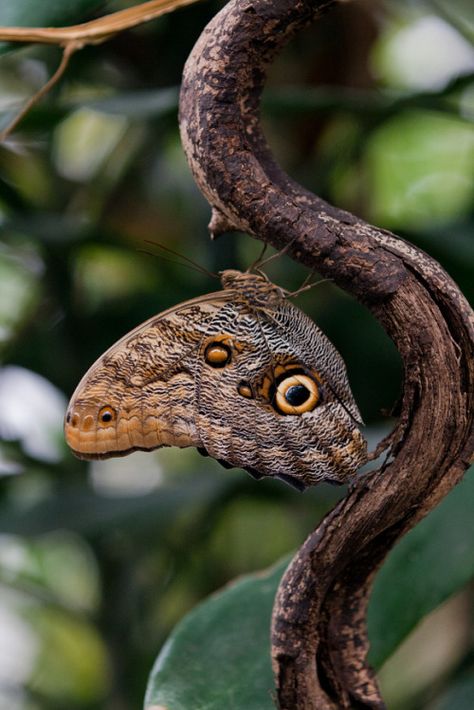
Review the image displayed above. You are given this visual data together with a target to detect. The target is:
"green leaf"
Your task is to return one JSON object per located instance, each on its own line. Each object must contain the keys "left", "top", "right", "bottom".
{"left": 365, "top": 110, "right": 474, "bottom": 231}
{"left": 28, "top": 606, "right": 109, "bottom": 703}
{"left": 145, "top": 469, "right": 474, "bottom": 709}
{"left": 0, "top": 247, "right": 41, "bottom": 347}
{"left": 367, "top": 470, "right": 474, "bottom": 666}
{"left": 145, "top": 559, "right": 284, "bottom": 710}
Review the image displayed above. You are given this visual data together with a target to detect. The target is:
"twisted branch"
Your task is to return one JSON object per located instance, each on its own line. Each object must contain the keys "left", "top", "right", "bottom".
{"left": 178, "top": 0, "right": 474, "bottom": 707}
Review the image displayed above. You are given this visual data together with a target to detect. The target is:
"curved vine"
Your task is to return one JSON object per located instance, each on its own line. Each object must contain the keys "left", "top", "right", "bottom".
{"left": 178, "top": 1, "right": 474, "bottom": 707}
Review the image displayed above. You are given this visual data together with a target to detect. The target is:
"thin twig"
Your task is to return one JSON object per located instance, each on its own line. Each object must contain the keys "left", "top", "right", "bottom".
{"left": 0, "top": 0, "right": 202, "bottom": 141}
{"left": 0, "top": 42, "right": 79, "bottom": 143}
{"left": 0, "top": 0, "right": 201, "bottom": 45}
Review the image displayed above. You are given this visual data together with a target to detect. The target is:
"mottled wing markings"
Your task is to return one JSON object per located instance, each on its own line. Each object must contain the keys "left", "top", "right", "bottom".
{"left": 65, "top": 270, "right": 367, "bottom": 488}
{"left": 247, "top": 306, "right": 314, "bottom": 481}
{"left": 260, "top": 302, "right": 363, "bottom": 424}
{"left": 66, "top": 293, "right": 231, "bottom": 457}
{"left": 193, "top": 299, "right": 240, "bottom": 454}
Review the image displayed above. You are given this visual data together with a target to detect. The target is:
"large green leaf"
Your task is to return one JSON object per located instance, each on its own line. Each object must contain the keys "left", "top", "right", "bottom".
{"left": 145, "top": 559, "right": 283, "bottom": 710}
{"left": 367, "top": 468, "right": 474, "bottom": 666}
{"left": 434, "top": 674, "right": 474, "bottom": 710}
{"left": 145, "top": 469, "right": 474, "bottom": 710}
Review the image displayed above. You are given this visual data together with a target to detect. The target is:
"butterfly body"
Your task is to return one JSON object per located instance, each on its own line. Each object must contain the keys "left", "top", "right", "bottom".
{"left": 65, "top": 270, "right": 367, "bottom": 489}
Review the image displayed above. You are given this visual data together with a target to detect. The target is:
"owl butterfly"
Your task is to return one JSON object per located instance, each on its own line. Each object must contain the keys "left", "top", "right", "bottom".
{"left": 65, "top": 269, "right": 367, "bottom": 491}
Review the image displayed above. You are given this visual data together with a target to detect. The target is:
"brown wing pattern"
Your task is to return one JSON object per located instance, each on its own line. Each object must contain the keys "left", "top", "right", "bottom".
{"left": 65, "top": 271, "right": 367, "bottom": 488}
{"left": 189, "top": 296, "right": 366, "bottom": 487}
{"left": 65, "top": 294, "right": 227, "bottom": 458}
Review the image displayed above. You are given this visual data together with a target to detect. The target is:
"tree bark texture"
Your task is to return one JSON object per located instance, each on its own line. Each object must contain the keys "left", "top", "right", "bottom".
{"left": 178, "top": 1, "right": 474, "bottom": 708}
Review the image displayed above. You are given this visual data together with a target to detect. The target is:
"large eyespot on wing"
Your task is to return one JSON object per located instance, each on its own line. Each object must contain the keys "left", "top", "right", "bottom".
{"left": 256, "top": 363, "right": 322, "bottom": 413}
{"left": 204, "top": 341, "right": 232, "bottom": 368}
{"left": 205, "top": 297, "right": 366, "bottom": 488}
{"left": 221, "top": 329, "right": 366, "bottom": 487}
{"left": 270, "top": 299, "right": 364, "bottom": 425}
{"left": 274, "top": 371, "right": 320, "bottom": 415}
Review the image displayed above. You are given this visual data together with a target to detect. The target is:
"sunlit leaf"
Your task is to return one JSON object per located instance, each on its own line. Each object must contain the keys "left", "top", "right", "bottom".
{"left": 0, "top": 252, "right": 41, "bottom": 347}
{"left": 27, "top": 607, "right": 110, "bottom": 703}
{"left": 371, "top": 14, "right": 474, "bottom": 91}
{"left": 53, "top": 108, "right": 128, "bottom": 181}
{"left": 0, "top": 366, "right": 66, "bottom": 462}
{"left": 74, "top": 244, "right": 157, "bottom": 310}
{"left": 365, "top": 110, "right": 474, "bottom": 230}
{"left": 0, "top": 532, "right": 100, "bottom": 612}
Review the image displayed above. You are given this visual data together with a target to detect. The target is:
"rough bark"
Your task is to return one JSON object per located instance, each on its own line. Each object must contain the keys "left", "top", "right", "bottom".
{"left": 178, "top": 1, "right": 474, "bottom": 708}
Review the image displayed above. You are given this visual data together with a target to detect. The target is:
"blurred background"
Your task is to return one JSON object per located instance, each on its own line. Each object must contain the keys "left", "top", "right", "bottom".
{"left": 0, "top": 0, "right": 473, "bottom": 708}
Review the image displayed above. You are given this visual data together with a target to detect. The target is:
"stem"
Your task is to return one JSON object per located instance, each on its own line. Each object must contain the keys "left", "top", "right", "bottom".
{"left": 178, "top": 1, "right": 474, "bottom": 706}
{"left": 0, "top": 43, "right": 79, "bottom": 143}
{"left": 0, "top": 0, "right": 201, "bottom": 45}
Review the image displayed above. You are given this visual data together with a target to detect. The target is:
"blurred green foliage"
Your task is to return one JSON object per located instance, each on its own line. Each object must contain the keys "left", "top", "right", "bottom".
{"left": 0, "top": 1, "right": 473, "bottom": 709}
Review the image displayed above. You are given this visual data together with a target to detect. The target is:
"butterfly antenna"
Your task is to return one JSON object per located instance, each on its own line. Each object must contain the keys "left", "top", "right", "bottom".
{"left": 288, "top": 276, "right": 333, "bottom": 298}
{"left": 255, "top": 235, "right": 302, "bottom": 270}
{"left": 295, "top": 270, "right": 316, "bottom": 292}
{"left": 143, "top": 240, "right": 218, "bottom": 279}
{"left": 248, "top": 242, "right": 269, "bottom": 272}
{"left": 137, "top": 249, "right": 214, "bottom": 275}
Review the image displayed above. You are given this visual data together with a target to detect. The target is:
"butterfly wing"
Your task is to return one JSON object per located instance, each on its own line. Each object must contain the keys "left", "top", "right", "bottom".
{"left": 64, "top": 293, "right": 229, "bottom": 458}
{"left": 190, "top": 298, "right": 367, "bottom": 488}
{"left": 65, "top": 285, "right": 366, "bottom": 489}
